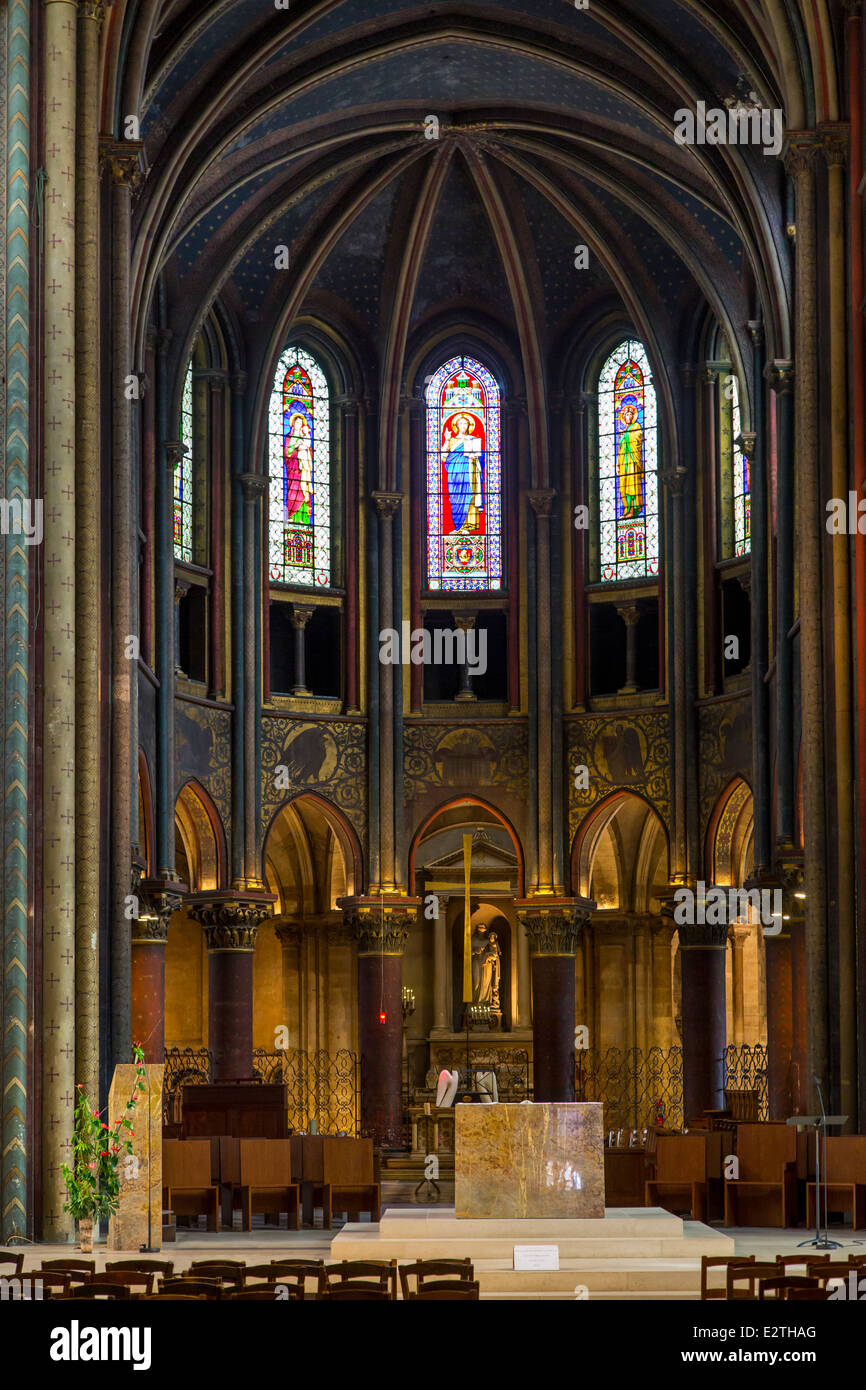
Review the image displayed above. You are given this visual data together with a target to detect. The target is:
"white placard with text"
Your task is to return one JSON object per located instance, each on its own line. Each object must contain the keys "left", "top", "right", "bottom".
{"left": 513, "top": 1245, "right": 560, "bottom": 1271}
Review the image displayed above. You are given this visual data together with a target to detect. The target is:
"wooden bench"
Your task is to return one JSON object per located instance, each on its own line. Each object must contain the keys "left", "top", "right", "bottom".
{"left": 645, "top": 1134, "right": 708, "bottom": 1221}
{"left": 724, "top": 1123, "right": 798, "bottom": 1227}
{"left": 162, "top": 1139, "right": 220, "bottom": 1231}
{"left": 291, "top": 1135, "right": 379, "bottom": 1227}
{"left": 237, "top": 1139, "right": 299, "bottom": 1230}
{"left": 806, "top": 1136, "right": 866, "bottom": 1231}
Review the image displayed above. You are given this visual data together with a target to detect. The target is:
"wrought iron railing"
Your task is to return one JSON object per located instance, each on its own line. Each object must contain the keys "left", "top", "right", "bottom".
{"left": 575, "top": 1047, "right": 684, "bottom": 1132}
{"left": 253, "top": 1049, "right": 360, "bottom": 1135}
{"left": 724, "top": 1043, "right": 769, "bottom": 1120}
{"left": 163, "top": 1047, "right": 213, "bottom": 1124}
{"left": 162, "top": 1047, "right": 360, "bottom": 1134}
{"left": 425, "top": 1048, "right": 531, "bottom": 1102}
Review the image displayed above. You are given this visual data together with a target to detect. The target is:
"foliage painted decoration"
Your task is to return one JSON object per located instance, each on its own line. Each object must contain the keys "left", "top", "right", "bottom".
{"left": 598, "top": 339, "right": 659, "bottom": 582}
{"left": 174, "top": 361, "right": 194, "bottom": 563}
{"left": 268, "top": 347, "right": 331, "bottom": 588}
{"left": 426, "top": 356, "right": 502, "bottom": 592}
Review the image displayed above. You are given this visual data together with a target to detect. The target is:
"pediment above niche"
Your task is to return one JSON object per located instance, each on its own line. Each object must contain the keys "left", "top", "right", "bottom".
{"left": 421, "top": 827, "right": 518, "bottom": 881}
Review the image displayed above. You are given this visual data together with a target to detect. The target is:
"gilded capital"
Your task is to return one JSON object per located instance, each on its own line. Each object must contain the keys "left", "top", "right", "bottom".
{"left": 100, "top": 139, "right": 145, "bottom": 191}
{"left": 518, "top": 905, "right": 589, "bottom": 956}
{"left": 783, "top": 135, "right": 821, "bottom": 179}
{"left": 188, "top": 891, "right": 274, "bottom": 949}
{"left": 78, "top": 0, "right": 106, "bottom": 23}
{"left": 372, "top": 491, "right": 403, "bottom": 521}
{"left": 346, "top": 907, "right": 413, "bottom": 955}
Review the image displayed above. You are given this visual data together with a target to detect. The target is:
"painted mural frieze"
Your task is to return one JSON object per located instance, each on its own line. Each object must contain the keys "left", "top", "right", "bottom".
{"left": 566, "top": 712, "right": 671, "bottom": 842}
{"left": 698, "top": 700, "right": 752, "bottom": 831}
{"left": 175, "top": 700, "right": 233, "bottom": 835}
{"left": 260, "top": 715, "right": 367, "bottom": 842}
{"left": 403, "top": 723, "right": 529, "bottom": 802}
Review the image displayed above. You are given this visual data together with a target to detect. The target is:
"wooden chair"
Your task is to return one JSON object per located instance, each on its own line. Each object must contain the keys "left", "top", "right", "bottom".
{"left": 319, "top": 1284, "right": 390, "bottom": 1300}
{"left": 30, "top": 1271, "right": 72, "bottom": 1298}
{"left": 701, "top": 1253, "right": 754, "bottom": 1300}
{"left": 726, "top": 1261, "right": 781, "bottom": 1300}
{"left": 645, "top": 1135, "right": 708, "bottom": 1220}
{"left": 321, "top": 1138, "right": 380, "bottom": 1226}
{"left": 319, "top": 1260, "right": 397, "bottom": 1300}
{"left": 106, "top": 1258, "right": 175, "bottom": 1277}
{"left": 723, "top": 1124, "right": 798, "bottom": 1227}
{"left": 185, "top": 1262, "right": 245, "bottom": 1288}
{"left": 806, "top": 1136, "right": 866, "bottom": 1231}
{"left": 142, "top": 1292, "right": 207, "bottom": 1300}
{"left": 399, "top": 1259, "right": 475, "bottom": 1300}
{"left": 237, "top": 1139, "right": 299, "bottom": 1231}
{"left": 41, "top": 1258, "right": 96, "bottom": 1275}
{"left": 777, "top": 1253, "right": 829, "bottom": 1276}
{"left": 0, "top": 1252, "right": 24, "bottom": 1276}
{"left": 158, "top": 1278, "right": 222, "bottom": 1299}
{"left": 60, "top": 1282, "right": 132, "bottom": 1299}
{"left": 787, "top": 1287, "right": 830, "bottom": 1300}
{"left": 413, "top": 1284, "right": 480, "bottom": 1300}
{"left": 812, "top": 1260, "right": 865, "bottom": 1292}
{"left": 758, "top": 1276, "right": 819, "bottom": 1300}
{"left": 226, "top": 1285, "right": 303, "bottom": 1300}
{"left": 87, "top": 1270, "right": 155, "bottom": 1296}
{"left": 240, "top": 1260, "right": 322, "bottom": 1296}
{"left": 163, "top": 1139, "right": 220, "bottom": 1231}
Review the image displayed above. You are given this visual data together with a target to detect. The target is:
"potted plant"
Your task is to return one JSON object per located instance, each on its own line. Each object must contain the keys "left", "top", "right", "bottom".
{"left": 61, "top": 1043, "right": 146, "bottom": 1252}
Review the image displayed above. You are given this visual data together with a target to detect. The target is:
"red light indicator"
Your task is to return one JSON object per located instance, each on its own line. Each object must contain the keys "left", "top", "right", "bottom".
{"left": 379, "top": 1011, "right": 387, "bottom": 1025}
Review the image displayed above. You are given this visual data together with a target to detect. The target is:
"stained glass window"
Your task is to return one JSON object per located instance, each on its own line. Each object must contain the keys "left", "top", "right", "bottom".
{"left": 598, "top": 339, "right": 659, "bottom": 583}
{"left": 425, "top": 355, "right": 502, "bottom": 592}
{"left": 731, "top": 376, "right": 751, "bottom": 556}
{"left": 268, "top": 347, "right": 331, "bottom": 588}
{"left": 174, "top": 361, "right": 194, "bottom": 563}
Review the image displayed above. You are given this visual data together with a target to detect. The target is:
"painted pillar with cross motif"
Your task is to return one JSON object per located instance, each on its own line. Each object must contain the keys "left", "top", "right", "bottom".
{"left": 42, "top": 0, "right": 77, "bottom": 1243}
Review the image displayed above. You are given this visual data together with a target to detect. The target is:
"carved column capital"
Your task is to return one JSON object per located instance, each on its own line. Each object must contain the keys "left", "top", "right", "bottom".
{"left": 617, "top": 604, "right": 641, "bottom": 628}
{"left": 516, "top": 899, "right": 593, "bottom": 956}
{"left": 528, "top": 489, "right": 556, "bottom": 518}
{"left": 765, "top": 360, "right": 795, "bottom": 394}
{"left": 289, "top": 604, "right": 315, "bottom": 631}
{"left": 165, "top": 439, "right": 187, "bottom": 470}
{"left": 819, "top": 124, "right": 850, "bottom": 167}
{"left": 746, "top": 320, "right": 764, "bottom": 348}
{"left": 660, "top": 466, "right": 688, "bottom": 497}
{"left": 239, "top": 472, "right": 267, "bottom": 501}
{"left": 339, "top": 898, "right": 419, "bottom": 954}
{"left": 132, "top": 879, "right": 186, "bottom": 943}
{"left": 99, "top": 139, "right": 145, "bottom": 192}
{"left": 78, "top": 0, "right": 106, "bottom": 24}
{"left": 371, "top": 491, "right": 403, "bottom": 521}
{"left": 188, "top": 891, "right": 275, "bottom": 950}
{"left": 783, "top": 134, "right": 821, "bottom": 179}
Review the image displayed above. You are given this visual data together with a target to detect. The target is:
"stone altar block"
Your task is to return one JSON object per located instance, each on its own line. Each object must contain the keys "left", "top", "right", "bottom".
{"left": 455, "top": 1102, "right": 605, "bottom": 1219}
{"left": 107, "top": 1063, "right": 163, "bottom": 1251}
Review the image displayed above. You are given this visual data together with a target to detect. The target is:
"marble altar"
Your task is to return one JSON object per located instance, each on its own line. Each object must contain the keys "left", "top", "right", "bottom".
{"left": 106, "top": 1063, "right": 163, "bottom": 1251}
{"left": 455, "top": 1101, "right": 605, "bottom": 1219}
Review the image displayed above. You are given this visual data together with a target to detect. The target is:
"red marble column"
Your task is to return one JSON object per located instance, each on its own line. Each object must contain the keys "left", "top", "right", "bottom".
{"left": 679, "top": 936, "right": 727, "bottom": 1120}
{"left": 765, "top": 931, "right": 794, "bottom": 1119}
{"left": 132, "top": 884, "right": 185, "bottom": 1063}
{"left": 189, "top": 894, "right": 275, "bottom": 1081}
{"left": 518, "top": 901, "right": 591, "bottom": 1103}
{"left": 344, "top": 902, "right": 416, "bottom": 1147}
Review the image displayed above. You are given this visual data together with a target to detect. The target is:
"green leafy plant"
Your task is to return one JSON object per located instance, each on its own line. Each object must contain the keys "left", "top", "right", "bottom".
{"left": 61, "top": 1043, "right": 147, "bottom": 1223}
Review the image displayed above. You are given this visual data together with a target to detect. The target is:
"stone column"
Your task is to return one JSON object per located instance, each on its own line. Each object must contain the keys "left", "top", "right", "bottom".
{"left": 676, "top": 923, "right": 728, "bottom": 1120}
{"left": 702, "top": 369, "right": 721, "bottom": 694}
{"left": 131, "top": 882, "right": 184, "bottom": 1064}
{"left": 42, "top": 0, "right": 78, "bottom": 1241}
{"left": 74, "top": 0, "right": 105, "bottom": 1106}
{"left": 289, "top": 604, "right": 314, "bottom": 696}
{"left": 784, "top": 135, "right": 828, "bottom": 1095}
{"left": 103, "top": 139, "right": 143, "bottom": 1074}
{"left": 617, "top": 604, "right": 641, "bottom": 694}
{"left": 528, "top": 491, "right": 556, "bottom": 891}
{"left": 342, "top": 900, "right": 417, "bottom": 1146}
{"left": 431, "top": 896, "right": 449, "bottom": 1033}
{"left": 765, "top": 362, "right": 796, "bottom": 850}
{"left": 660, "top": 467, "right": 689, "bottom": 877}
{"left": 765, "top": 922, "right": 794, "bottom": 1121}
{"left": 454, "top": 613, "right": 477, "bottom": 702}
{"left": 517, "top": 900, "right": 592, "bottom": 1102}
{"left": 189, "top": 894, "right": 274, "bottom": 1081}
{"left": 239, "top": 476, "right": 267, "bottom": 887}
{"left": 371, "top": 493, "right": 402, "bottom": 893}
{"left": 207, "top": 375, "right": 225, "bottom": 700}
{"left": 729, "top": 926, "right": 749, "bottom": 1046}
{"left": 173, "top": 576, "right": 189, "bottom": 674}
{"left": 275, "top": 921, "right": 302, "bottom": 1048}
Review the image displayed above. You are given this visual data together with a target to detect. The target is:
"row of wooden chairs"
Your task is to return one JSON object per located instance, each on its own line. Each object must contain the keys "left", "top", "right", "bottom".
{"left": 4, "top": 1254, "right": 478, "bottom": 1301}
{"left": 701, "top": 1252, "right": 866, "bottom": 1300}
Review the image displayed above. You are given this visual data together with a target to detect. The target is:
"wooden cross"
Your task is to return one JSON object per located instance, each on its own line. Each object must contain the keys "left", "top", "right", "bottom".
{"left": 426, "top": 832, "right": 512, "bottom": 1004}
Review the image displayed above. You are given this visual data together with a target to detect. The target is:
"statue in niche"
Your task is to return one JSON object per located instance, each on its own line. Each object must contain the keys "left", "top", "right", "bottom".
{"left": 471, "top": 925, "right": 501, "bottom": 1011}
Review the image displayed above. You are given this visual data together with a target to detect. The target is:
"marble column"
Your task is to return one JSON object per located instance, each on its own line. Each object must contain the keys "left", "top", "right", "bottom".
{"left": 342, "top": 900, "right": 416, "bottom": 1146}
{"left": 517, "top": 900, "right": 592, "bottom": 1102}
{"left": 678, "top": 925, "right": 728, "bottom": 1119}
{"left": 42, "top": 0, "right": 78, "bottom": 1241}
{"left": 131, "top": 883, "right": 183, "bottom": 1064}
{"left": 74, "top": 0, "right": 105, "bottom": 1106}
{"left": 528, "top": 492, "right": 556, "bottom": 891}
{"left": 617, "top": 605, "right": 641, "bottom": 694}
{"left": 765, "top": 924, "right": 794, "bottom": 1121}
{"left": 371, "top": 493, "right": 402, "bottom": 893}
{"left": 189, "top": 894, "right": 274, "bottom": 1081}
{"left": 784, "top": 135, "right": 828, "bottom": 1094}
{"left": 454, "top": 613, "right": 477, "bottom": 702}
{"left": 289, "top": 604, "right": 314, "bottom": 696}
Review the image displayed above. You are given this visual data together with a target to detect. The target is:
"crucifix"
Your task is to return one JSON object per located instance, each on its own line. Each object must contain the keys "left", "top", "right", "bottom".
{"left": 426, "top": 832, "right": 512, "bottom": 1004}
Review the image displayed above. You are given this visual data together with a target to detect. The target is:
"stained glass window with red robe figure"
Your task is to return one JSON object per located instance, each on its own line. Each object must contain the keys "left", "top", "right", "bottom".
{"left": 425, "top": 355, "right": 502, "bottom": 592}
{"left": 174, "top": 360, "right": 194, "bottom": 563}
{"left": 268, "top": 346, "right": 331, "bottom": 588}
{"left": 598, "top": 339, "right": 659, "bottom": 582}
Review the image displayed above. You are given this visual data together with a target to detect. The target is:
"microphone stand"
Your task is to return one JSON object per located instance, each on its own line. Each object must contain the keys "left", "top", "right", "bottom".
{"left": 797, "top": 1078, "right": 844, "bottom": 1251}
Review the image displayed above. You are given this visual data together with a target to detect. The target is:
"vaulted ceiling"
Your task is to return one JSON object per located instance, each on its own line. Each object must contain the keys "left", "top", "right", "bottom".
{"left": 102, "top": 0, "right": 843, "bottom": 472}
